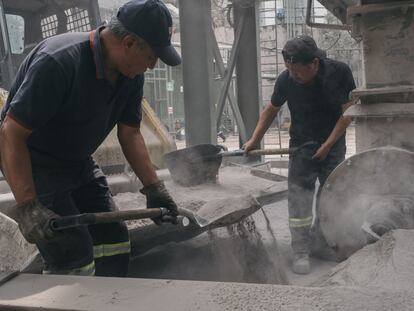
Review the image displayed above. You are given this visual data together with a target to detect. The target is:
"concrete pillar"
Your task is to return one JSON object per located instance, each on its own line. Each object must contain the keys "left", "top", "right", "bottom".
{"left": 178, "top": 0, "right": 216, "bottom": 146}
{"left": 234, "top": 2, "right": 262, "bottom": 148}
{"left": 346, "top": 2, "right": 414, "bottom": 152}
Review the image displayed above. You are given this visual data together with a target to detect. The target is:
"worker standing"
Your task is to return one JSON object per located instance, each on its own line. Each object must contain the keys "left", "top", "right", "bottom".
{"left": 0, "top": 0, "right": 180, "bottom": 277}
{"left": 244, "top": 36, "right": 356, "bottom": 274}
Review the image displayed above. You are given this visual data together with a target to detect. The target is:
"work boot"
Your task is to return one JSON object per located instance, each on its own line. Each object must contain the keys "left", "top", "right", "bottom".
{"left": 292, "top": 253, "right": 310, "bottom": 275}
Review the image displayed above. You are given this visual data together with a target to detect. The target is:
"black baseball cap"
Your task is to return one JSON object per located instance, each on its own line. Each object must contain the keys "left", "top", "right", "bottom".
{"left": 282, "top": 35, "right": 326, "bottom": 64}
{"left": 117, "top": 0, "right": 181, "bottom": 66}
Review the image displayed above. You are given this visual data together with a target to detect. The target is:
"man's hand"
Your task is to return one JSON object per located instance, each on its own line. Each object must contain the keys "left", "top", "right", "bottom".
{"left": 312, "top": 143, "right": 331, "bottom": 161}
{"left": 242, "top": 139, "right": 259, "bottom": 155}
{"left": 8, "top": 198, "right": 59, "bottom": 244}
{"left": 140, "top": 181, "right": 178, "bottom": 225}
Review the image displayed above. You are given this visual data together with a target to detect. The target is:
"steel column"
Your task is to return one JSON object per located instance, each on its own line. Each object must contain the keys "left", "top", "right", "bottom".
{"left": 212, "top": 17, "right": 248, "bottom": 143}
{"left": 88, "top": 0, "right": 102, "bottom": 28}
{"left": 178, "top": 0, "right": 216, "bottom": 146}
{"left": 233, "top": 1, "right": 262, "bottom": 147}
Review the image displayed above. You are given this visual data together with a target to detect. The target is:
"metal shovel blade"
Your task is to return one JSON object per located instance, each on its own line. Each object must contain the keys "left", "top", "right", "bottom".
{"left": 184, "top": 194, "right": 261, "bottom": 229}
{"left": 164, "top": 142, "right": 318, "bottom": 186}
{"left": 177, "top": 208, "right": 210, "bottom": 228}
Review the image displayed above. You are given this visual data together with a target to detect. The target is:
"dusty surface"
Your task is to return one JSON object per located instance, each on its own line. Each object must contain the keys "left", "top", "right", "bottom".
{"left": 314, "top": 229, "right": 414, "bottom": 291}
{"left": 113, "top": 163, "right": 289, "bottom": 284}
{"left": 196, "top": 195, "right": 261, "bottom": 227}
{"left": 113, "top": 166, "right": 287, "bottom": 230}
{"left": 128, "top": 210, "right": 288, "bottom": 285}
{"left": 161, "top": 165, "right": 286, "bottom": 204}
{"left": 1, "top": 274, "right": 413, "bottom": 311}
{"left": 260, "top": 200, "right": 337, "bottom": 286}
{"left": 116, "top": 167, "right": 289, "bottom": 285}
{"left": 116, "top": 187, "right": 336, "bottom": 286}
{"left": 127, "top": 199, "right": 340, "bottom": 287}
{"left": 0, "top": 213, "right": 37, "bottom": 272}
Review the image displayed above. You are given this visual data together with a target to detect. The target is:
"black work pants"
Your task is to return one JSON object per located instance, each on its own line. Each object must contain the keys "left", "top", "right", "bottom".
{"left": 288, "top": 143, "right": 345, "bottom": 254}
{"left": 32, "top": 157, "right": 130, "bottom": 277}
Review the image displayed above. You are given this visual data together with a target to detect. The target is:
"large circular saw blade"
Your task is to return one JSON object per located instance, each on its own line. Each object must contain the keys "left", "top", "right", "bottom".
{"left": 319, "top": 146, "right": 414, "bottom": 258}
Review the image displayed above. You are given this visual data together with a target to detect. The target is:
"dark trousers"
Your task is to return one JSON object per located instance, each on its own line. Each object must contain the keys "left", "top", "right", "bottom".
{"left": 288, "top": 143, "right": 345, "bottom": 254}
{"left": 32, "top": 157, "right": 130, "bottom": 277}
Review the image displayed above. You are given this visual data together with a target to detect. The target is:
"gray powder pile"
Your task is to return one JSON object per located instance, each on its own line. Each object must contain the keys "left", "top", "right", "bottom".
{"left": 0, "top": 213, "right": 37, "bottom": 271}
{"left": 314, "top": 229, "right": 414, "bottom": 292}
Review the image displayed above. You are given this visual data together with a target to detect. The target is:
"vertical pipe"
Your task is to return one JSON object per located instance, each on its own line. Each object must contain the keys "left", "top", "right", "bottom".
{"left": 234, "top": 2, "right": 262, "bottom": 148}
{"left": 88, "top": 0, "right": 102, "bottom": 27}
{"left": 178, "top": 0, "right": 216, "bottom": 146}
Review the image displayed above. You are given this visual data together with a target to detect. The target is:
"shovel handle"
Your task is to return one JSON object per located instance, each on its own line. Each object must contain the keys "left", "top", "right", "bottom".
{"left": 245, "top": 141, "right": 318, "bottom": 156}
{"left": 221, "top": 148, "right": 290, "bottom": 157}
{"left": 50, "top": 208, "right": 167, "bottom": 231}
{"left": 247, "top": 148, "right": 290, "bottom": 155}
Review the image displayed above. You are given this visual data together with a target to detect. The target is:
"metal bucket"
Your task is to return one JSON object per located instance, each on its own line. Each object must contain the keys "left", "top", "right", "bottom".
{"left": 163, "top": 144, "right": 224, "bottom": 186}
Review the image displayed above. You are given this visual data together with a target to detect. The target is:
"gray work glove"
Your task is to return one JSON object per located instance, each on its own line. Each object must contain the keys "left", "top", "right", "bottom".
{"left": 140, "top": 181, "right": 178, "bottom": 225}
{"left": 8, "top": 198, "right": 59, "bottom": 244}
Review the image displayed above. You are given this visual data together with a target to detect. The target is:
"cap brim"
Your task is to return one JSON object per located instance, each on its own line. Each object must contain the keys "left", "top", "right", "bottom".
{"left": 315, "top": 48, "right": 326, "bottom": 59}
{"left": 153, "top": 45, "right": 181, "bottom": 66}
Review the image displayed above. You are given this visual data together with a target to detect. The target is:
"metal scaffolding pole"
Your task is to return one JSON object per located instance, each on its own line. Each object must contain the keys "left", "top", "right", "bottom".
{"left": 178, "top": 0, "right": 216, "bottom": 146}
{"left": 233, "top": 1, "right": 262, "bottom": 148}
{"left": 212, "top": 17, "right": 248, "bottom": 143}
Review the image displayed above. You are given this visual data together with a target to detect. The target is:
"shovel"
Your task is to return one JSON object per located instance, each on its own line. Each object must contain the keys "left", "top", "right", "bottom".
{"left": 199, "top": 142, "right": 318, "bottom": 159}
{"left": 49, "top": 194, "right": 260, "bottom": 231}
{"left": 49, "top": 207, "right": 208, "bottom": 231}
{"left": 164, "top": 141, "right": 317, "bottom": 186}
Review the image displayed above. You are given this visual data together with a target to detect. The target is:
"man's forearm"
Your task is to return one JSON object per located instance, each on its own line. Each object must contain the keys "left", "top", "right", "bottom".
{"left": 324, "top": 115, "right": 351, "bottom": 148}
{"left": 250, "top": 103, "right": 280, "bottom": 144}
{"left": 323, "top": 101, "right": 353, "bottom": 148}
{"left": 0, "top": 129, "right": 36, "bottom": 204}
{"left": 119, "top": 129, "right": 159, "bottom": 186}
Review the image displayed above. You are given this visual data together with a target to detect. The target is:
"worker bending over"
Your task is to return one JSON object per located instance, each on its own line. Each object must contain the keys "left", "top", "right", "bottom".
{"left": 0, "top": 0, "right": 180, "bottom": 277}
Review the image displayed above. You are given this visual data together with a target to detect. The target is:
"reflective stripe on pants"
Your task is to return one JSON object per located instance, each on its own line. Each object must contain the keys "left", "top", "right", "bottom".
{"left": 43, "top": 261, "right": 96, "bottom": 276}
{"left": 93, "top": 241, "right": 131, "bottom": 259}
{"left": 289, "top": 216, "right": 313, "bottom": 228}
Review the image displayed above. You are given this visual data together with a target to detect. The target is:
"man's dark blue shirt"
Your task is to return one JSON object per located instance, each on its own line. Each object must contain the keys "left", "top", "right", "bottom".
{"left": 271, "top": 58, "right": 356, "bottom": 147}
{"left": 1, "top": 27, "right": 144, "bottom": 165}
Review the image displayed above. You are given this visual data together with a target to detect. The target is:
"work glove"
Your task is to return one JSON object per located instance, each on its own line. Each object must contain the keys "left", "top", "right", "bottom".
{"left": 7, "top": 198, "right": 59, "bottom": 244}
{"left": 140, "top": 181, "right": 178, "bottom": 225}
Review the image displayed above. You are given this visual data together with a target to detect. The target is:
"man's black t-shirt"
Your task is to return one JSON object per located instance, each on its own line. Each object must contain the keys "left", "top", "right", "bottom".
{"left": 0, "top": 27, "right": 144, "bottom": 165}
{"left": 271, "top": 58, "right": 356, "bottom": 147}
